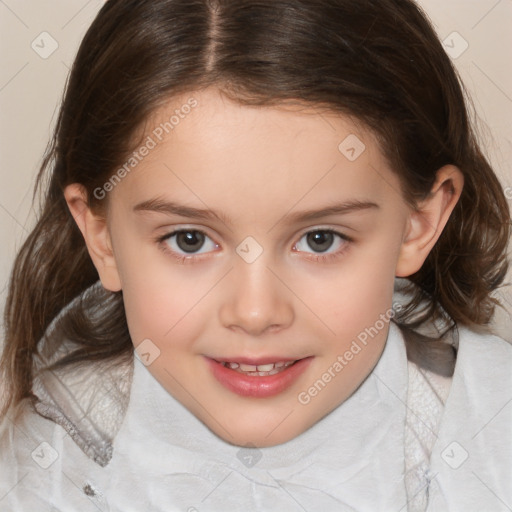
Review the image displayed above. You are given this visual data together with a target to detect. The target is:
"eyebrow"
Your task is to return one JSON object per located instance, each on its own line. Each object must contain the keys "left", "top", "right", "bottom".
{"left": 133, "top": 197, "right": 380, "bottom": 225}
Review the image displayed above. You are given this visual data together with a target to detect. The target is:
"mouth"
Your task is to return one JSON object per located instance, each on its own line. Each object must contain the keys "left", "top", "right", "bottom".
{"left": 206, "top": 356, "right": 313, "bottom": 398}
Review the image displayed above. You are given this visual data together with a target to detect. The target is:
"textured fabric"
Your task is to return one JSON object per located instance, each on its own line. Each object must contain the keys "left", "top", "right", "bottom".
{"left": 404, "top": 360, "right": 452, "bottom": 511}
{"left": 425, "top": 327, "right": 512, "bottom": 511}
{"left": 26, "top": 280, "right": 132, "bottom": 467}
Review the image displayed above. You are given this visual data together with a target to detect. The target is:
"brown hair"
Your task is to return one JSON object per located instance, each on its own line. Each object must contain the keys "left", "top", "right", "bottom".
{"left": 1, "top": 0, "right": 510, "bottom": 415}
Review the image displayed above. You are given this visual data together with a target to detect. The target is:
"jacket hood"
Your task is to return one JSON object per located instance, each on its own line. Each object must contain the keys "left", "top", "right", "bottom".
{"left": 31, "top": 280, "right": 133, "bottom": 467}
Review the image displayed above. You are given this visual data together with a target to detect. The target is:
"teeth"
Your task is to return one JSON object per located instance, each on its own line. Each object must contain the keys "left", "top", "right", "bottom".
{"left": 256, "top": 363, "right": 274, "bottom": 372}
{"left": 221, "top": 360, "right": 297, "bottom": 375}
{"left": 239, "top": 363, "right": 257, "bottom": 372}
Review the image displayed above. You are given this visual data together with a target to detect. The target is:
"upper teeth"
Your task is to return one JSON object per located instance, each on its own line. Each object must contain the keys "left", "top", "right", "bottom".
{"left": 222, "top": 361, "right": 295, "bottom": 372}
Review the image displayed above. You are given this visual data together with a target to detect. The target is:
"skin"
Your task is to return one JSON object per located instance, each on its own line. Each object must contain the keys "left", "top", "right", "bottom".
{"left": 65, "top": 86, "right": 464, "bottom": 447}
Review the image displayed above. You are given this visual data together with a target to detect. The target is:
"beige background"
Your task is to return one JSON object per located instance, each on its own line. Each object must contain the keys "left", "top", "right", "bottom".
{"left": 0, "top": 0, "right": 511, "bottom": 341}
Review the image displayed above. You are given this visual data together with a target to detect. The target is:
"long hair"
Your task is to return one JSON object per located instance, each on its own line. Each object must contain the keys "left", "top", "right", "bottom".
{"left": 1, "top": 0, "right": 510, "bottom": 415}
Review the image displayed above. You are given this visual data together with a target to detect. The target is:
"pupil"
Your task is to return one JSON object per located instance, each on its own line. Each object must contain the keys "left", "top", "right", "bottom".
{"left": 177, "top": 231, "right": 204, "bottom": 253}
{"left": 308, "top": 231, "right": 333, "bottom": 252}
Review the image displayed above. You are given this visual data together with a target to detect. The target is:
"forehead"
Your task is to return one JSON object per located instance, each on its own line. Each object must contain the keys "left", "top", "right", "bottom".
{"left": 111, "top": 87, "right": 404, "bottom": 217}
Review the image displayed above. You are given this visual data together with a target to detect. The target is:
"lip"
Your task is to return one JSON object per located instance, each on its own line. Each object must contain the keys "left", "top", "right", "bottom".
{"left": 206, "top": 356, "right": 313, "bottom": 398}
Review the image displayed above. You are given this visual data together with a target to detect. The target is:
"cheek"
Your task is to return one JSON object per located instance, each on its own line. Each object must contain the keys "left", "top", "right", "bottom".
{"left": 302, "top": 253, "right": 398, "bottom": 373}
{"left": 110, "top": 230, "right": 193, "bottom": 339}
{"left": 349, "top": 224, "right": 402, "bottom": 292}
{"left": 293, "top": 242, "right": 398, "bottom": 336}
{"left": 118, "top": 256, "right": 219, "bottom": 357}
{"left": 121, "top": 281, "right": 203, "bottom": 347}
{"left": 348, "top": 250, "right": 397, "bottom": 306}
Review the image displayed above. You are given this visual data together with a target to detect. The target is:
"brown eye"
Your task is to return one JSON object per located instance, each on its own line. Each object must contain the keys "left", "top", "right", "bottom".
{"left": 305, "top": 231, "right": 335, "bottom": 252}
{"left": 175, "top": 230, "right": 206, "bottom": 253}
{"left": 293, "top": 229, "right": 352, "bottom": 263}
{"left": 160, "top": 229, "right": 218, "bottom": 257}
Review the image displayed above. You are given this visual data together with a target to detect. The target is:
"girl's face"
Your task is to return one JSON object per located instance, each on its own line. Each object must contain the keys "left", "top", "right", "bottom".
{"left": 103, "top": 87, "right": 415, "bottom": 446}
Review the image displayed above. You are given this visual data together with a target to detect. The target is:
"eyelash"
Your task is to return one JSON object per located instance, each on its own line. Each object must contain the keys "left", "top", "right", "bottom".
{"left": 155, "top": 228, "right": 353, "bottom": 264}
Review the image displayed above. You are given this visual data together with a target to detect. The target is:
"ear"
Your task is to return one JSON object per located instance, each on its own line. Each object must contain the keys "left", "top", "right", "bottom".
{"left": 396, "top": 165, "right": 464, "bottom": 277}
{"left": 64, "top": 183, "right": 122, "bottom": 292}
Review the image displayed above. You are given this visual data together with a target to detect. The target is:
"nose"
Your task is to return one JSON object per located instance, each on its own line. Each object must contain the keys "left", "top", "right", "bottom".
{"left": 218, "top": 256, "right": 294, "bottom": 336}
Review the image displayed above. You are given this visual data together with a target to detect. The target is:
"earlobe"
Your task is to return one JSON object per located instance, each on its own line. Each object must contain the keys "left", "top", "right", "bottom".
{"left": 64, "top": 183, "right": 122, "bottom": 292}
{"left": 395, "top": 165, "right": 464, "bottom": 277}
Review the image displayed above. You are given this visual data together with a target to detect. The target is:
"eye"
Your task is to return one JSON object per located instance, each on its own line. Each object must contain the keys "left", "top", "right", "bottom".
{"left": 157, "top": 229, "right": 219, "bottom": 262}
{"left": 156, "top": 227, "right": 352, "bottom": 264}
{"left": 293, "top": 229, "right": 352, "bottom": 262}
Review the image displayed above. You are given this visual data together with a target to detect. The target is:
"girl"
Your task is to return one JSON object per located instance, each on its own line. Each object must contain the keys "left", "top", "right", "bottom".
{"left": 1, "top": 0, "right": 511, "bottom": 510}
